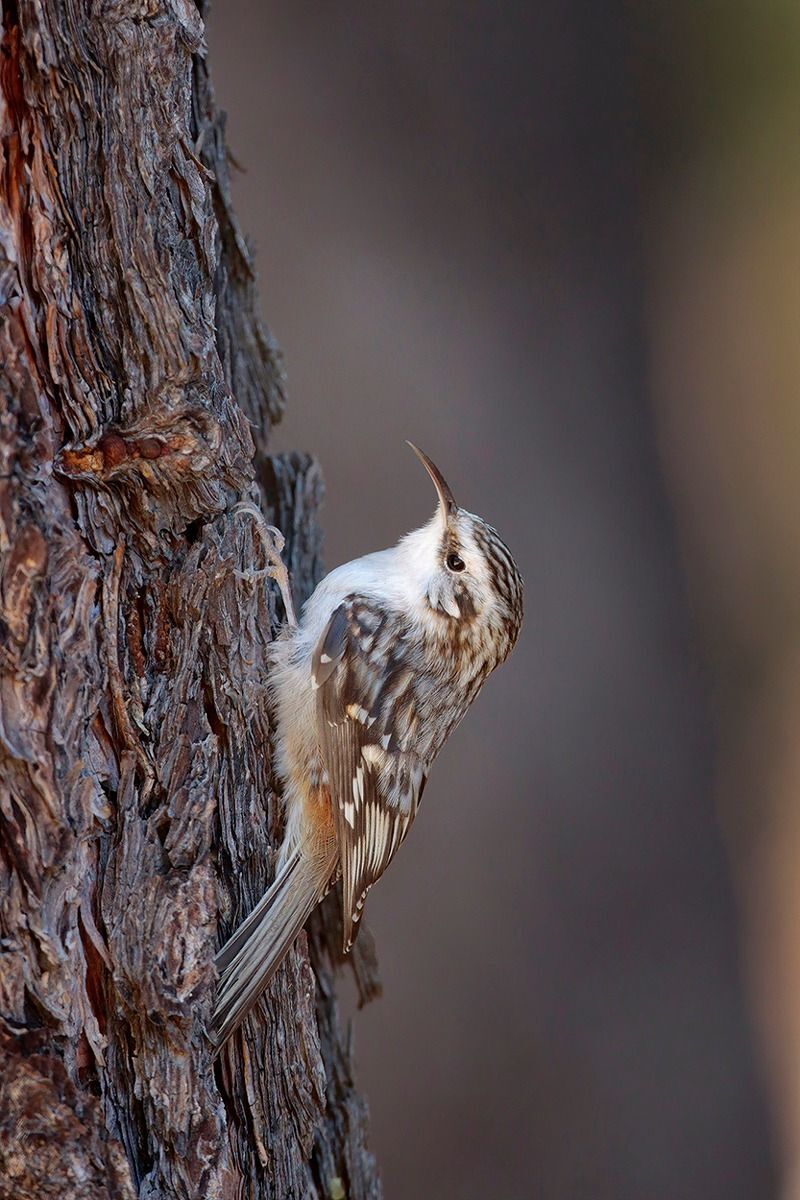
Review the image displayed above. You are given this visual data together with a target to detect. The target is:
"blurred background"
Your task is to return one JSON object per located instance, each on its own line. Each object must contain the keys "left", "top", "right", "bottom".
{"left": 209, "top": 3, "right": 800, "bottom": 1196}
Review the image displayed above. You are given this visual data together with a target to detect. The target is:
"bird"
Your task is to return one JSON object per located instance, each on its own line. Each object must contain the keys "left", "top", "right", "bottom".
{"left": 212, "top": 443, "right": 523, "bottom": 1049}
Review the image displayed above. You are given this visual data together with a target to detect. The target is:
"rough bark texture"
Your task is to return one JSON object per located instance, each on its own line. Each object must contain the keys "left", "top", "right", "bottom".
{"left": 0, "top": 3, "right": 381, "bottom": 1197}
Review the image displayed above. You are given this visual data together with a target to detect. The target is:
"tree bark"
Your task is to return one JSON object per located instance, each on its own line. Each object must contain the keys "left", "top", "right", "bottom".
{"left": 0, "top": 3, "right": 381, "bottom": 1197}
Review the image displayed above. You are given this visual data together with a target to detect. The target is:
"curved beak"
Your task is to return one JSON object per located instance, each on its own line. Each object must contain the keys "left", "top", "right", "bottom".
{"left": 406, "top": 441, "right": 457, "bottom": 522}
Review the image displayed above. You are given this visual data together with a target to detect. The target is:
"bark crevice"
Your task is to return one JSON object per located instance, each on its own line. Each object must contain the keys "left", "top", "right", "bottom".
{"left": 0, "top": 4, "right": 381, "bottom": 1197}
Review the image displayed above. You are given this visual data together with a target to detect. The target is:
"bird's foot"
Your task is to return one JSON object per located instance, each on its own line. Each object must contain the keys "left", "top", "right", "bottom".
{"left": 232, "top": 501, "right": 298, "bottom": 628}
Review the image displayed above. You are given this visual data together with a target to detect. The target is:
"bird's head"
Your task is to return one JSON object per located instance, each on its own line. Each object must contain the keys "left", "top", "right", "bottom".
{"left": 399, "top": 443, "right": 523, "bottom": 663}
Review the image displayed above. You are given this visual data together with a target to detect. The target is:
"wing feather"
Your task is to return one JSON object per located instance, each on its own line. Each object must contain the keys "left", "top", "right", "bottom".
{"left": 313, "top": 598, "right": 426, "bottom": 950}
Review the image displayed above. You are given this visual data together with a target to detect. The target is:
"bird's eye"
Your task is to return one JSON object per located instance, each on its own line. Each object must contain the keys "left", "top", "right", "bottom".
{"left": 446, "top": 551, "right": 465, "bottom": 572}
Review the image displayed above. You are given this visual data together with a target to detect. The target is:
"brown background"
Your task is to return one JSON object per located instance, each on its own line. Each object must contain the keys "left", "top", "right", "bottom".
{"left": 208, "top": 4, "right": 780, "bottom": 1197}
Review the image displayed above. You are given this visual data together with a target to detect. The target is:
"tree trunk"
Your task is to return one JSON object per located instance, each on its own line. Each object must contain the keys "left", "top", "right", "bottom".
{"left": 0, "top": 3, "right": 381, "bottom": 1197}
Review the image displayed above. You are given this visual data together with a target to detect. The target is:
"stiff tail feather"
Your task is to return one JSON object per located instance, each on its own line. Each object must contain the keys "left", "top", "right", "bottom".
{"left": 212, "top": 847, "right": 332, "bottom": 1050}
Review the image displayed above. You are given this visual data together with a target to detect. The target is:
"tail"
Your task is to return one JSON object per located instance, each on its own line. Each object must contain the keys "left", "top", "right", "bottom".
{"left": 211, "top": 847, "right": 333, "bottom": 1050}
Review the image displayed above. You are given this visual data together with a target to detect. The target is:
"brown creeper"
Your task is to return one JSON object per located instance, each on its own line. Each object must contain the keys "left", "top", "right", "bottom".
{"left": 212, "top": 444, "right": 523, "bottom": 1047}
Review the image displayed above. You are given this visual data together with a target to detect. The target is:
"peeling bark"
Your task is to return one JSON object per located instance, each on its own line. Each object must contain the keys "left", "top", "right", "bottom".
{"left": 0, "top": 3, "right": 380, "bottom": 1197}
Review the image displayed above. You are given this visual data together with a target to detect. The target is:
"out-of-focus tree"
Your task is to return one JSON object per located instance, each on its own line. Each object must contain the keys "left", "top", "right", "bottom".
{"left": 646, "top": 4, "right": 800, "bottom": 1194}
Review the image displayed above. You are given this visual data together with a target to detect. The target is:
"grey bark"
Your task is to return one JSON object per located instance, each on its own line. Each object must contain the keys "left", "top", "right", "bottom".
{"left": 0, "top": 3, "right": 381, "bottom": 1197}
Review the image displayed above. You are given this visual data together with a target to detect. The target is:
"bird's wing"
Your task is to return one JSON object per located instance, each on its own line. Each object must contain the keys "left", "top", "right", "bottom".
{"left": 313, "top": 597, "right": 427, "bottom": 950}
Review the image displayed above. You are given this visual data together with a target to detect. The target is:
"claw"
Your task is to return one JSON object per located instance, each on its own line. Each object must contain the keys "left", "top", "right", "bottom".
{"left": 232, "top": 501, "right": 298, "bottom": 628}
